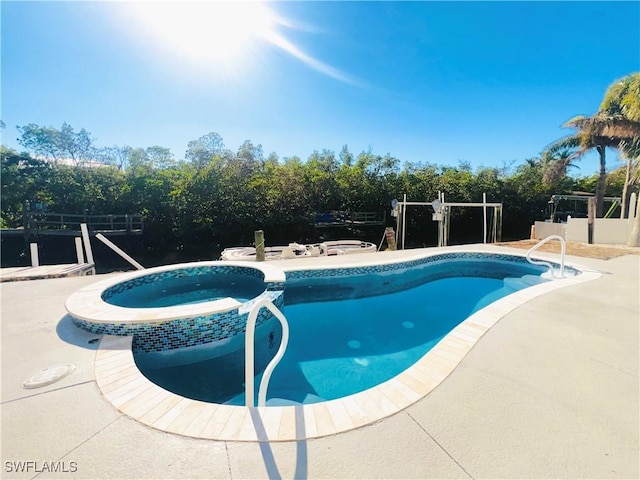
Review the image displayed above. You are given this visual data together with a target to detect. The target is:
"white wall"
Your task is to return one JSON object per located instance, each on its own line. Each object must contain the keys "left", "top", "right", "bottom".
{"left": 534, "top": 221, "right": 565, "bottom": 239}
{"left": 565, "top": 219, "right": 587, "bottom": 243}
{"left": 565, "top": 218, "right": 633, "bottom": 244}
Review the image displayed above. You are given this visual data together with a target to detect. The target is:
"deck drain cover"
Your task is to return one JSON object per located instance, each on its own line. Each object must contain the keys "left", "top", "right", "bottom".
{"left": 22, "top": 364, "right": 76, "bottom": 389}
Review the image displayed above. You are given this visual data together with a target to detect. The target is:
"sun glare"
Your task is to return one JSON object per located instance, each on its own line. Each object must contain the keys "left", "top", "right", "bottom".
{"left": 120, "top": 1, "right": 357, "bottom": 84}
{"left": 126, "top": 2, "right": 277, "bottom": 66}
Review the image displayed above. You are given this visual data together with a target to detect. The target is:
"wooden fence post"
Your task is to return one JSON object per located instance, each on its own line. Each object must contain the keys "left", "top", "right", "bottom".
{"left": 384, "top": 227, "right": 397, "bottom": 251}
{"left": 255, "top": 230, "right": 265, "bottom": 262}
{"left": 588, "top": 197, "right": 596, "bottom": 244}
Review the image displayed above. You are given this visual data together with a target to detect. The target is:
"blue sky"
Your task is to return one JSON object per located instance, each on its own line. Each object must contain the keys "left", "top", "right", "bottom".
{"left": 1, "top": 1, "right": 638, "bottom": 176}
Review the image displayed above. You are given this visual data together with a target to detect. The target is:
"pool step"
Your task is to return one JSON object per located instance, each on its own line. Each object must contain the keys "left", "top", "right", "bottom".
{"left": 503, "top": 274, "right": 546, "bottom": 291}
{"left": 266, "top": 391, "right": 327, "bottom": 406}
{"left": 225, "top": 390, "right": 326, "bottom": 406}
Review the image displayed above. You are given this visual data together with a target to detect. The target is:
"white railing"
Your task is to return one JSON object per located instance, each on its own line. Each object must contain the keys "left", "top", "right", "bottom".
{"left": 526, "top": 234, "right": 566, "bottom": 279}
{"left": 244, "top": 298, "right": 290, "bottom": 407}
{"left": 95, "top": 233, "right": 145, "bottom": 270}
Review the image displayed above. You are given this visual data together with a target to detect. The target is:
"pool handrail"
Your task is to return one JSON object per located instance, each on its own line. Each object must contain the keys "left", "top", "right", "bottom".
{"left": 244, "top": 298, "right": 290, "bottom": 407}
{"left": 526, "top": 234, "right": 566, "bottom": 278}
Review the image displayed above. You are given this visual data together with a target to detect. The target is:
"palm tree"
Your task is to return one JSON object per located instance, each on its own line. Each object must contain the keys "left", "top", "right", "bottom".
{"left": 628, "top": 157, "right": 640, "bottom": 247}
{"left": 599, "top": 73, "right": 640, "bottom": 219}
{"left": 546, "top": 74, "right": 640, "bottom": 218}
{"left": 596, "top": 72, "right": 640, "bottom": 245}
{"left": 616, "top": 139, "right": 640, "bottom": 219}
{"left": 541, "top": 148, "right": 579, "bottom": 185}
{"left": 548, "top": 112, "right": 638, "bottom": 217}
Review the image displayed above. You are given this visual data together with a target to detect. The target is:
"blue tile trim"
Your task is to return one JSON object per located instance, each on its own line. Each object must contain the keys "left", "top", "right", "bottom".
{"left": 71, "top": 290, "right": 284, "bottom": 353}
{"left": 72, "top": 252, "right": 576, "bottom": 353}
{"left": 102, "top": 265, "right": 264, "bottom": 300}
{"left": 285, "top": 252, "right": 576, "bottom": 279}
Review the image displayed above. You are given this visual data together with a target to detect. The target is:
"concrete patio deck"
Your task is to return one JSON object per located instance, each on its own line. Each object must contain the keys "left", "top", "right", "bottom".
{"left": 1, "top": 246, "right": 638, "bottom": 479}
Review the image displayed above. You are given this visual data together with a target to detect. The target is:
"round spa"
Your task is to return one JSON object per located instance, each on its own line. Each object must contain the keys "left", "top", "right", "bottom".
{"left": 65, "top": 261, "right": 286, "bottom": 352}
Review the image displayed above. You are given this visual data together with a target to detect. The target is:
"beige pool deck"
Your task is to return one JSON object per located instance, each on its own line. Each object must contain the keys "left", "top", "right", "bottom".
{"left": 1, "top": 244, "right": 638, "bottom": 479}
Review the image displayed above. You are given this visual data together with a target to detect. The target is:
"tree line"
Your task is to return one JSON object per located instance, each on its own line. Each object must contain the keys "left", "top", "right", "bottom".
{"left": 1, "top": 73, "right": 638, "bottom": 255}
{"left": 0, "top": 138, "right": 629, "bottom": 254}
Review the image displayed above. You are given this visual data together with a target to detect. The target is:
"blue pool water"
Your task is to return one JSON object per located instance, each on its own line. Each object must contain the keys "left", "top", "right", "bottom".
{"left": 104, "top": 272, "right": 265, "bottom": 307}
{"left": 134, "top": 258, "right": 548, "bottom": 405}
{"left": 268, "top": 276, "right": 508, "bottom": 403}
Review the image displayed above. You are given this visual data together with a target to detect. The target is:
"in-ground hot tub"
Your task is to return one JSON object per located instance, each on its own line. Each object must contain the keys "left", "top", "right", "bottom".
{"left": 65, "top": 261, "right": 286, "bottom": 352}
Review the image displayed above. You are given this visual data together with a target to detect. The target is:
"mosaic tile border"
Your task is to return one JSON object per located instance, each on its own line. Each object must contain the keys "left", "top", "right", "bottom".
{"left": 69, "top": 252, "right": 577, "bottom": 353}
{"left": 72, "top": 290, "right": 283, "bottom": 352}
{"left": 102, "top": 264, "right": 266, "bottom": 300}
{"left": 285, "top": 251, "right": 578, "bottom": 280}
{"left": 66, "top": 261, "right": 287, "bottom": 352}
{"left": 283, "top": 253, "right": 566, "bottom": 304}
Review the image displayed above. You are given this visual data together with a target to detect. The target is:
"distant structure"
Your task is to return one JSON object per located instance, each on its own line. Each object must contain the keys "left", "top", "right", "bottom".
{"left": 314, "top": 210, "right": 386, "bottom": 228}
{"left": 2, "top": 202, "right": 143, "bottom": 242}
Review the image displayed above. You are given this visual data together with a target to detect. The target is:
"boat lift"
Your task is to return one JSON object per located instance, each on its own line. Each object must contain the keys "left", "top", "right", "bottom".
{"left": 393, "top": 193, "right": 503, "bottom": 248}
{"left": 546, "top": 193, "right": 622, "bottom": 223}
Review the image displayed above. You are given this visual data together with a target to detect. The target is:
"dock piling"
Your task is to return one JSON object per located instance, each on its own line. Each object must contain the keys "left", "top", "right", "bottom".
{"left": 255, "top": 230, "right": 266, "bottom": 262}
{"left": 30, "top": 243, "right": 39, "bottom": 267}
{"left": 75, "top": 237, "right": 85, "bottom": 263}
{"left": 80, "top": 223, "right": 95, "bottom": 264}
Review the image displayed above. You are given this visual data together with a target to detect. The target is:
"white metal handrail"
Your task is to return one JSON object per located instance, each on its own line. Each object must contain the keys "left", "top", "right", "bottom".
{"left": 526, "top": 234, "right": 566, "bottom": 279}
{"left": 245, "top": 298, "right": 290, "bottom": 407}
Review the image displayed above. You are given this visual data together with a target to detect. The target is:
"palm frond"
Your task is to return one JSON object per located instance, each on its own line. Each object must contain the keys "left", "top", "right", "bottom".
{"left": 545, "top": 135, "right": 581, "bottom": 155}
{"left": 600, "top": 72, "right": 640, "bottom": 122}
{"left": 562, "top": 115, "right": 590, "bottom": 129}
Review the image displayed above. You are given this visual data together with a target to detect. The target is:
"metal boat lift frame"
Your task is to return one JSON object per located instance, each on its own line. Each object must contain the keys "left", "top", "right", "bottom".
{"left": 394, "top": 193, "right": 503, "bottom": 248}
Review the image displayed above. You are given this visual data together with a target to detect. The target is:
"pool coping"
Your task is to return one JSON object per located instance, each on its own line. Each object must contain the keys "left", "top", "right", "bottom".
{"left": 92, "top": 247, "right": 602, "bottom": 442}
{"left": 65, "top": 260, "right": 286, "bottom": 324}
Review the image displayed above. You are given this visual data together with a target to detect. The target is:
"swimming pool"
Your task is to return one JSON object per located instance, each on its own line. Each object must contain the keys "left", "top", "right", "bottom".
{"left": 77, "top": 247, "right": 600, "bottom": 441}
{"left": 133, "top": 256, "right": 556, "bottom": 405}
